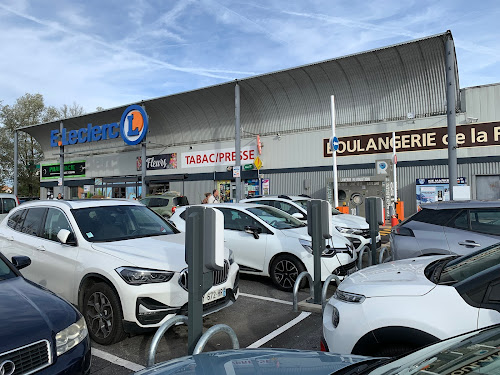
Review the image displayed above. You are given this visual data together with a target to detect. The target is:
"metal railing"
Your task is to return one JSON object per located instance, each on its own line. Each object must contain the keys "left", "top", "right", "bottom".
{"left": 147, "top": 315, "right": 188, "bottom": 367}
{"left": 321, "top": 274, "right": 340, "bottom": 311}
{"left": 379, "top": 246, "right": 393, "bottom": 264}
{"left": 193, "top": 324, "right": 239, "bottom": 355}
{"left": 293, "top": 272, "right": 314, "bottom": 312}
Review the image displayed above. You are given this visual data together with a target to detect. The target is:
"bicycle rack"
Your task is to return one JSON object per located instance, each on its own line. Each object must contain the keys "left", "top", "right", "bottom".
{"left": 147, "top": 315, "right": 188, "bottom": 367}
{"left": 357, "top": 246, "right": 367, "bottom": 270}
{"left": 293, "top": 271, "right": 314, "bottom": 312}
{"left": 321, "top": 274, "right": 341, "bottom": 311}
{"left": 193, "top": 324, "right": 240, "bottom": 355}
{"left": 378, "top": 246, "right": 393, "bottom": 264}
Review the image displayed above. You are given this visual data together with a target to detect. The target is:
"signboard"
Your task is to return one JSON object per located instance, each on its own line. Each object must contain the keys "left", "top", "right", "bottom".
{"left": 330, "top": 136, "right": 339, "bottom": 151}
{"left": 233, "top": 166, "right": 241, "bottom": 178}
{"left": 261, "top": 178, "right": 270, "bottom": 195}
{"left": 243, "top": 164, "right": 254, "bottom": 171}
{"left": 50, "top": 105, "right": 148, "bottom": 147}
{"left": 323, "top": 122, "right": 500, "bottom": 157}
{"left": 181, "top": 146, "right": 256, "bottom": 168}
{"left": 257, "top": 135, "right": 262, "bottom": 155}
{"left": 41, "top": 161, "right": 86, "bottom": 180}
{"left": 137, "top": 153, "right": 177, "bottom": 171}
{"left": 416, "top": 177, "right": 467, "bottom": 210}
{"left": 254, "top": 156, "right": 263, "bottom": 170}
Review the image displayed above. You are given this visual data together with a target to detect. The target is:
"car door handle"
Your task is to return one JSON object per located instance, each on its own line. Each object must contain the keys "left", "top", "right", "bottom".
{"left": 458, "top": 241, "right": 481, "bottom": 247}
{"left": 35, "top": 245, "right": 46, "bottom": 252}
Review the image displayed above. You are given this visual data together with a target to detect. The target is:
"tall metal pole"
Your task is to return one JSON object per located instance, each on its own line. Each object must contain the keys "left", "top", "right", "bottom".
{"left": 235, "top": 81, "right": 241, "bottom": 202}
{"left": 330, "top": 96, "right": 339, "bottom": 208}
{"left": 445, "top": 33, "right": 458, "bottom": 200}
{"left": 13, "top": 131, "right": 18, "bottom": 197}
{"left": 59, "top": 122, "right": 64, "bottom": 197}
{"left": 392, "top": 131, "right": 397, "bottom": 202}
{"left": 141, "top": 143, "right": 147, "bottom": 198}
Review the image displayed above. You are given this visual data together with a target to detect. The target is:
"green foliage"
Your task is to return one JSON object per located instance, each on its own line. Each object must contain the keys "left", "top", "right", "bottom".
{"left": 0, "top": 93, "right": 86, "bottom": 196}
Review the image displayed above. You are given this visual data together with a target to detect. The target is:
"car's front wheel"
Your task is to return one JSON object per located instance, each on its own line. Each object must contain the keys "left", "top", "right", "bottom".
{"left": 83, "top": 282, "right": 126, "bottom": 345}
{"left": 270, "top": 254, "right": 306, "bottom": 292}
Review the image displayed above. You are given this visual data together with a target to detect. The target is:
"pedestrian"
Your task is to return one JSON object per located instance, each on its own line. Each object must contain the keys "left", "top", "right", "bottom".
{"left": 56, "top": 193, "right": 63, "bottom": 200}
{"left": 202, "top": 192, "right": 211, "bottom": 204}
{"left": 207, "top": 189, "right": 219, "bottom": 204}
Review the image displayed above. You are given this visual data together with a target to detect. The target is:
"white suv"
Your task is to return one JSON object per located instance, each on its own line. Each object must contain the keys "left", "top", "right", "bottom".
{"left": 323, "top": 242, "right": 500, "bottom": 357}
{"left": 241, "top": 195, "right": 381, "bottom": 253}
{"left": 0, "top": 199, "right": 239, "bottom": 345}
{"left": 171, "top": 203, "right": 356, "bottom": 291}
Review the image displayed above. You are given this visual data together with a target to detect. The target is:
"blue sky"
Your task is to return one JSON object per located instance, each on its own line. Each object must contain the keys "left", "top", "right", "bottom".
{"left": 0, "top": 0, "right": 499, "bottom": 112}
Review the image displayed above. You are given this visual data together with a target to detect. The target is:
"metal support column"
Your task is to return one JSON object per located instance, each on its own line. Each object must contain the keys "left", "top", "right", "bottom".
{"left": 141, "top": 143, "right": 147, "bottom": 198}
{"left": 235, "top": 81, "right": 241, "bottom": 202}
{"left": 13, "top": 131, "right": 18, "bottom": 197}
{"left": 307, "top": 200, "right": 323, "bottom": 304}
{"left": 445, "top": 32, "right": 458, "bottom": 199}
{"left": 59, "top": 122, "right": 64, "bottom": 196}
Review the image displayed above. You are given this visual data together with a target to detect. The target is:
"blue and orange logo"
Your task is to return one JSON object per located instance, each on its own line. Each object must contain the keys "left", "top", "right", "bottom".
{"left": 50, "top": 105, "right": 148, "bottom": 147}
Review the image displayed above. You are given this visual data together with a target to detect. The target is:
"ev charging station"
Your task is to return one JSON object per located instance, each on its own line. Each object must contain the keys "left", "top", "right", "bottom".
{"left": 307, "top": 199, "right": 333, "bottom": 304}
{"left": 184, "top": 206, "right": 225, "bottom": 354}
{"left": 365, "top": 197, "right": 384, "bottom": 266}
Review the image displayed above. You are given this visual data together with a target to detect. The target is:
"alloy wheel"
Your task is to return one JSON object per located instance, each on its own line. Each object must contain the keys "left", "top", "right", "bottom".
{"left": 86, "top": 291, "right": 114, "bottom": 339}
{"left": 274, "top": 259, "right": 299, "bottom": 289}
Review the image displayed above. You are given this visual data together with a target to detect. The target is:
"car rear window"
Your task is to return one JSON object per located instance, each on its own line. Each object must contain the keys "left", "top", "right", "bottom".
{"left": 412, "top": 208, "right": 460, "bottom": 225}
{"left": 174, "top": 196, "right": 189, "bottom": 206}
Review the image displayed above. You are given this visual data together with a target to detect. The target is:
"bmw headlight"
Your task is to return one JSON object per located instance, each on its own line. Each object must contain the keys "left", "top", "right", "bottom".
{"left": 299, "top": 239, "right": 313, "bottom": 254}
{"left": 334, "top": 289, "right": 366, "bottom": 303}
{"left": 335, "top": 226, "right": 363, "bottom": 235}
{"left": 56, "top": 317, "right": 88, "bottom": 356}
{"left": 116, "top": 267, "right": 174, "bottom": 285}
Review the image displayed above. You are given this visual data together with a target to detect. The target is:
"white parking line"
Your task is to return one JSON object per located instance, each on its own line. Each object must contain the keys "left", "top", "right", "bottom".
{"left": 239, "top": 292, "right": 293, "bottom": 305}
{"left": 92, "top": 348, "right": 145, "bottom": 372}
{"left": 247, "top": 312, "right": 312, "bottom": 348}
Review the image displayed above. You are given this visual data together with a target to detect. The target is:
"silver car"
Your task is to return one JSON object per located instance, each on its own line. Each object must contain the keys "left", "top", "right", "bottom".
{"left": 391, "top": 200, "right": 500, "bottom": 260}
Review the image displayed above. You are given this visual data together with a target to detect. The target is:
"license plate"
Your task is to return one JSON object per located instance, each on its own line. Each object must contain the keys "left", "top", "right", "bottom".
{"left": 203, "top": 287, "right": 226, "bottom": 304}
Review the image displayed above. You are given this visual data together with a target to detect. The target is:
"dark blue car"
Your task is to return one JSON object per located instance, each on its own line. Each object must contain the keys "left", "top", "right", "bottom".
{"left": 0, "top": 252, "right": 91, "bottom": 375}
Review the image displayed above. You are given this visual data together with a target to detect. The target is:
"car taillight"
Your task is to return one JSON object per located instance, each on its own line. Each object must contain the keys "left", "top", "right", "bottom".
{"left": 392, "top": 226, "right": 414, "bottom": 237}
{"left": 320, "top": 338, "right": 329, "bottom": 352}
{"left": 172, "top": 206, "right": 176, "bottom": 213}
{"left": 16, "top": 196, "right": 20, "bottom": 205}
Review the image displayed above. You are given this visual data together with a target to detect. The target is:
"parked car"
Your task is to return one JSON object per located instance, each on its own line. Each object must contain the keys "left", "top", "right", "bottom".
{"left": 0, "top": 193, "right": 19, "bottom": 222}
{"left": 0, "top": 251, "right": 91, "bottom": 374}
{"left": 0, "top": 199, "right": 239, "bottom": 345}
{"left": 170, "top": 203, "right": 356, "bottom": 291}
{"left": 323, "top": 241, "right": 500, "bottom": 357}
{"left": 241, "top": 195, "right": 381, "bottom": 253}
{"left": 140, "top": 191, "right": 189, "bottom": 218}
{"left": 136, "top": 325, "right": 500, "bottom": 375}
{"left": 391, "top": 200, "right": 500, "bottom": 260}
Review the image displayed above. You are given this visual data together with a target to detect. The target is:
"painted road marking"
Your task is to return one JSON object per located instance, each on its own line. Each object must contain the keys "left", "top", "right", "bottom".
{"left": 239, "top": 292, "right": 293, "bottom": 305}
{"left": 247, "top": 312, "right": 312, "bottom": 348}
{"left": 92, "top": 348, "right": 145, "bottom": 372}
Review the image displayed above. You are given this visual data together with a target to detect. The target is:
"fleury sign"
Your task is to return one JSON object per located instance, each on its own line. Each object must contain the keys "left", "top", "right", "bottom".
{"left": 323, "top": 122, "right": 500, "bottom": 157}
{"left": 50, "top": 105, "right": 148, "bottom": 147}
{"left": 182, "top": 146, "right": 256, "bottom": 168}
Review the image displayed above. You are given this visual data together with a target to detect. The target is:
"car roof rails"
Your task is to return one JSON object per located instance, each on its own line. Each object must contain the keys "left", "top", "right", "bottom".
{"left": 298, "top": 194, "right": 311, "bottom": 198}
{"left": 278, "top": 194, "right": 292, "bottom": 200}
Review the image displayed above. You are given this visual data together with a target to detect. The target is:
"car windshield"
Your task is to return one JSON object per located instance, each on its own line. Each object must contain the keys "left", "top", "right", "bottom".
{"left": 369, "top": 325, "right": 500, "bottom": 375}
{"left": 0, "top": 256, "right": 17, "bottom": 281}
{"left": 246, "top": 206, "right": 306, "bottom": 230}
{"left": 295, "top": 199, "right": 342, "bottom": 215}
{"left": 438, "top": 242, "right": 500, "bottom": 285}
{"left": 72, "top": 205, "right": 177, "bottom": 242}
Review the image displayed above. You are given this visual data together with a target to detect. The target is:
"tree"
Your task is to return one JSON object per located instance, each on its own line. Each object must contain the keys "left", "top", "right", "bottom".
{"left": 0, "top": 93, "right": 86, "bottom": 196}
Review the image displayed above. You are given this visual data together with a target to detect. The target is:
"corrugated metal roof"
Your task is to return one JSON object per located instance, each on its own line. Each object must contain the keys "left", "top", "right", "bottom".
{"left": 22, "top": 31, "right": 459, "bottom": 154}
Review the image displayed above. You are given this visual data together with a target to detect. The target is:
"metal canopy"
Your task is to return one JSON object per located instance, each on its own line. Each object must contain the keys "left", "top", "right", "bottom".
{"left": 21, "top": 31, "right": 458, "bottom": 155}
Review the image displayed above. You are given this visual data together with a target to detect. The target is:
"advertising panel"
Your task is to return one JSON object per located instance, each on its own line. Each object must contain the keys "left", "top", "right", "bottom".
{"left": 416, "top": 177, "right": 467, "bottom": 210}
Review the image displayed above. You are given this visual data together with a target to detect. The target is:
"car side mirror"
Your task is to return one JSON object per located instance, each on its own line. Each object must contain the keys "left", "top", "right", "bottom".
{"left": 57, "top": 229, "right": 77, "bottom": 246}
{"left": 244, "top": 226, "right": 261, "bottom": 239}
{"left": 292, "top": 212, "right": 305, "bottom": 220}
{"left": 11, "top": 256, "right": 31, "bottom": 270}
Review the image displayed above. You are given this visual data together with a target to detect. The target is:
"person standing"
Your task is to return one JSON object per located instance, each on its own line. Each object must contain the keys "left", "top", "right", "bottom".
{"left": 207, "top": 189, "right": 219, "bottom": 204}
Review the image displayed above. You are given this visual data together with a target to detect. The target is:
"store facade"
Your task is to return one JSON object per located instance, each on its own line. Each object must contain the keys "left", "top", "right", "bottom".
{"left": 19, "top": 31, "right": 500, "bottom": 217}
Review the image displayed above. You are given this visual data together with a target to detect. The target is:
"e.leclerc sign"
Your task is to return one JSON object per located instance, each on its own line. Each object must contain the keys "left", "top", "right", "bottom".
{"left": 50, "top": 105, "right": 148, "bottom": 147}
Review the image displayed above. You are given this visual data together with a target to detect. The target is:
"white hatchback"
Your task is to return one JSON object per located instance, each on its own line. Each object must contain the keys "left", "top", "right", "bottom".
{"left": 0, "top": 199, "right": 239, "bottom": 345}
{"left": 170, "top": 203, "right": 356, "bottom": 291}
{"left": 241, "top": 195, "right": 381, "bottom": 253}
{"left": 323, "top": 242, "right": 500, "bottom": 357}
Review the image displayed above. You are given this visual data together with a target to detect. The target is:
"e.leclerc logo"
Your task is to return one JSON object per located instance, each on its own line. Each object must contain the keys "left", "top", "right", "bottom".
{"left": 50, "top": 105, "right": 148, "bottom": 147}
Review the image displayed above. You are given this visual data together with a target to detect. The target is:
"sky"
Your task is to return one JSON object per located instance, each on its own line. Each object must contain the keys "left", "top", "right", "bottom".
{"left": 0, "top": 0, "right": 499, "bottom": 113}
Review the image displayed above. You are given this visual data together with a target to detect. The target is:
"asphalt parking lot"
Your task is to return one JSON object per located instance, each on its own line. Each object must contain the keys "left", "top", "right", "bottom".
{"left": 89, "top": 230, "right": 392, "bottom": 374}
{"left": 90, "top": 274, "right": 327, "bottom": 374}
